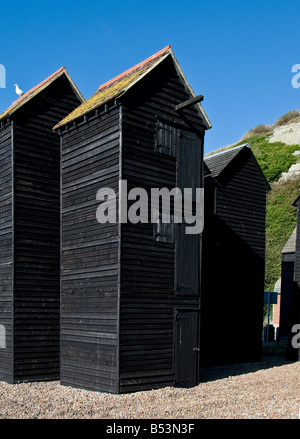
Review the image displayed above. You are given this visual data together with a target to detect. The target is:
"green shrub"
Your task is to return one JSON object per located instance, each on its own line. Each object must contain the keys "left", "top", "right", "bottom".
{"left": 236, "top": 135, "right": 299, "bottom": 182}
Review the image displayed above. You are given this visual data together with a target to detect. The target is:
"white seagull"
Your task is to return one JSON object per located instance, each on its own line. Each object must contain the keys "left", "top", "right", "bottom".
{"left": 14, "top": 83, "right": 24, "bottom": 97}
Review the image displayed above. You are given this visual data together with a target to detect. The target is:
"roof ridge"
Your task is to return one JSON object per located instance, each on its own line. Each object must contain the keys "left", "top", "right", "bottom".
{"left": 0, "top": 66, "right": 84, "bottom": 122}
{"left": 96, "top": 45, "right": 171, "bottom": 92}
{"left": 53, "top": 45, "right": 211, "bottom": 131}
{"left": 11, "top": 66, "right": 66, "bottom": 106}
{"left": 205, "top": 144, "right": 249, "bottom": 161}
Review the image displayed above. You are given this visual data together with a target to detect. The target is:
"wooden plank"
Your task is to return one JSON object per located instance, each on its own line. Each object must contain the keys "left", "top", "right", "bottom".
{"left": 174, "top": 94, "right": 204, "bottom": 112}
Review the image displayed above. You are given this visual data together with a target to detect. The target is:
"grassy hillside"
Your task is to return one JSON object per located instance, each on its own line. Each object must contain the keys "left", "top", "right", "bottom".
{"left": 207, "top": 111, "right": 300, "bottom": 291}
{"left": 236, "top": 135, "right": 299, "bottom": 183}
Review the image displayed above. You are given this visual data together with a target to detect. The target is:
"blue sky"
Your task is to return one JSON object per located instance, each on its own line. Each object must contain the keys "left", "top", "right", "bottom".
{"left": 0, "top": 0, "right": 300, "bottom": 154}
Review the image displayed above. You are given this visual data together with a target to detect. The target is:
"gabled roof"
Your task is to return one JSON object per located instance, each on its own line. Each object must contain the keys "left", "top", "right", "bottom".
{"left": 292, "top": 195, "right": 300, "bottom": 207}
{"left": 204, "top": 144, "right": 249, "bottom": 178}
{"left": 53, "top": 45, "right": 211, "bottom": 130}
{"left": 0, "top": 67, "right": 84, "bottom": 122}
{"left": 204, "top": 143, "right": 270, "bottom": 189}
{"left": 282, "top": 228, "right": 297, "bottom": 254}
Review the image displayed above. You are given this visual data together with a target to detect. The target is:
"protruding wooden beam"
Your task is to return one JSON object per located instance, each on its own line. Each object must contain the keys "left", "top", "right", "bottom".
{"left": 174, "top": 94, "right": 204, "bottom": 112}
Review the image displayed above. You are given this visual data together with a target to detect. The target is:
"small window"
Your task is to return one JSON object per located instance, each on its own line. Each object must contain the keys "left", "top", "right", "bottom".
{"left": 153, "top": 210, "right": 175, "bottom": 243}
{"left": 155, "top": 122, "right": 176, "bottom": 157}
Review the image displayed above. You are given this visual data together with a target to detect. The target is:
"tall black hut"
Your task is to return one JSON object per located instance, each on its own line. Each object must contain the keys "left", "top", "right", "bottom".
{"left": 54, "top": 46, "right": 211, "bottom": 393}
{"left": 0, "top": 68, "right": 84, "bottom": 383}
{"left": 202, "top": 145, "right": 270, "bottom": 366}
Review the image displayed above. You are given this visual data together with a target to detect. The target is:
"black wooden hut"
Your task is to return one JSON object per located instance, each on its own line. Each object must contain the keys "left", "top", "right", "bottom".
{"left": 0, "top": 68, "right": 84, "bottom": 383}
{"left": 279, "top": 228, "right": 296, "bottom": 343}
{"left": 286, "top": 196, "right": 300, "bottom": 361}
{"left": 201, "top": 144, "right": 270, "bottom": 366}
{"left": 54, "top": 45, "right": 211, "bottom": 393}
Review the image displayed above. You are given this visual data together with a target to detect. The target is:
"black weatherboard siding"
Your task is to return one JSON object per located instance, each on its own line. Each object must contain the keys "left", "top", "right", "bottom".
{"left": 279, "top": 228, "right": 296, "bottom": 344}
{"left": 286, "top": 197, "right": 300, "bottom": 361}
{"left": 202, "top": 145, "right": 270, "bottom": 366}
{"left": 0, "top": 48, "right": 272, "bottom": 391}
{"left": 0, "top": 123, "right": 13, "bottom": 382}
{"left": 119, "top": 56, "right": 204, "bottom": 393}
{"left": 56, "top": 46, "right": 210, "bottom": 393}
{"left": 60, "top": 106, "right": 120, "bottom": 393}
{"left": 0, "top": 69, "right": 83, "bottom": 382}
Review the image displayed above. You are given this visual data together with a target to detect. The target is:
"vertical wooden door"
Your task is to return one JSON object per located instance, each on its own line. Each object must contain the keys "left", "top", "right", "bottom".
{"left": 174, "top": 310, "right": 200, "bottom": 387}
{"left": 175, "top": 129, "right": 201, "bottom": 296}
{"left": 174, "top": 130, "right": 202, "bottom": 387}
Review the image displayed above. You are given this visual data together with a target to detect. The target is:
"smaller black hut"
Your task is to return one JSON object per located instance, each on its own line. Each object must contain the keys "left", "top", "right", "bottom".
{"left": 0, "top": 68, "right": 84, "bottom": 383}
{"left": 202, "top": 144, "right": 270, "bottom": 366}
{"left": 286, "top": 196, "right": 300, "bottom": 361}
{"left": 279, "top": 228, "right": 296, "bottom": 343}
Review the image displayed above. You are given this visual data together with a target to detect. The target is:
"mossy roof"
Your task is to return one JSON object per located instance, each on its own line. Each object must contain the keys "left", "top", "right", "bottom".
{"left": 53, "top": 45, "right": 211, "bottom": 130}
{"left": 0, "top": 67, "right": 84, "bottom": 122}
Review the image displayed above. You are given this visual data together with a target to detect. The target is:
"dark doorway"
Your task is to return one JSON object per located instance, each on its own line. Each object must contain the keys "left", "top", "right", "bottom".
{"left": 174, "top": 309, "right": 200, "bottom": 387}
